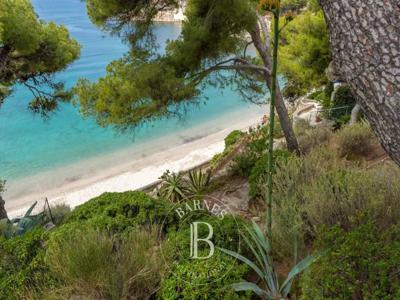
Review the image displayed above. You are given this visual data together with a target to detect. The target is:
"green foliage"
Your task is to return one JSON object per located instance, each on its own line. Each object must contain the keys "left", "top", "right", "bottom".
{"left": 158, "top": 170, "right": 189, "bottom": 202}
{"left": 63, "top": 191, "right": 175, "bottom": 233}
{"left": 249, "top": 149, "right": 292, "bottom": 199}
{"left": 330, "top": 85, "right": 356, "bottom": 120}
{"left": 74, "top": 58, "right": 199, "bottom": 129}
{"left": 220, "top": 220, "right": 319, "bottom": 300}
{"left": 332, "top": 85, "right": 356, "bottom": 108}
{"left": 229, "top": 123, "right": 286, "bottom": 178}
{"left": 45, "top": 227, "right": 164, "bottom": 299}
{"left": 281, "top": 0, "right": 307, "bottom": 12}
{"left": 157, "top": 169, "right": 212, "bottom": 201}
{"left": 279, "top": 10, "right": 330, "bottom": 98}
{"left": 272, "top": 143, "right": 400, "bottom": 260}
{"left": 225, "top": 130, "right": 245, "bottom": 148}
{"left": 230, "top": 152, "right": 258, "bottom": 178}
{"left": 335, "top": 122, "right": 377, "bottom": 159}
{"left": 46, "top": 203, "right": 71, "bottom": 226}
{"left": 296, "top": 126, "right": 332, "bottom": 154}
{"left": 271, "top": 147, "right": 345, "bottom": 258}
{"left": 167, "top": 215, "right": 248, "bottom": 260}
{"left": 75, "top": 0, "right": 262, "bottom": 129}
{"left": 301, "top": 222, "right": 400, "bottom": 300}
{"left": 158, "top": 250, "right": 250, "bottom": 300}
{"left": 0, "top": 229, "right": 56, "bottom": 299}
{"left": 0, "top": 0, "right": 80, "bottom": 112}
{"left": 187, "top": 169, "right": 211, "bottom": 197}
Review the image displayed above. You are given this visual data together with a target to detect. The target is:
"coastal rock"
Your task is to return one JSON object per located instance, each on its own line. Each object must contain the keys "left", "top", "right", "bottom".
{"left": 154, "top": 0, "right": 186, "bottom": 22}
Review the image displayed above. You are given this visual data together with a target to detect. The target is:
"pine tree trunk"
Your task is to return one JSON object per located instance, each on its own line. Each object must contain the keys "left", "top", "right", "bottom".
{"left": 0, "top": 196, "right": 8, "bottom": 220}
{"left": 319, "top": 0, "right": 400, "bottom": 166}
{"left": 250, "top": 24, "right": 300, "bottom": 154}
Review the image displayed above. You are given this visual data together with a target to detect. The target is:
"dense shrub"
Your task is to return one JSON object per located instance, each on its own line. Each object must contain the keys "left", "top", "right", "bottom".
{"left": 47, "top": 203, "right": 71, "bottom": 225}
{"left": 271, "top": 147, "right": 346, "bottom": 258}
{"left": 294, "top": 119, "right": 313, "bottom": 136}
{"left": 279, "top": 10, "right": 330, "bottom": 98}
{"left": 45, "top": 227, "right": 165, "bottom": 299}
{"left": 158, "top": 250, "right": 250, "bottom": 300}
{"left": 249, "top": 150, "right": 292, "bottom": 199}
{"left": 304, "top": 165, "right": 400, "bottom": 231}
{"left": 224, "top": 130, "right": 244, "bottom": 149}
{"left": 272, "top": 146, "right": 400, "bottom": 259}
{"left": 63, "top": 191, "right": 176, "bottom": 233}
{"left": 0, "top": 229, "right": 55, "bottom": 299}
{"left": 229, "top": 124, "right": 276, "bottom": 178}
{"left": 301, "top": 222, "right": 400, "bottom": 299}
{"left": 335, "top": 122, "right": 377, "bottom": 159}
{"left": 330, "top": 85, "right": 356, "bottom": 119}
{"left": 297, "top": 126, "right": 332, "bottom": 154}
{"left": 167, "top": 215, "right": 249, "bottom": 260}
{"left": 229, "top": 152, "right": 257, "bottom": 177}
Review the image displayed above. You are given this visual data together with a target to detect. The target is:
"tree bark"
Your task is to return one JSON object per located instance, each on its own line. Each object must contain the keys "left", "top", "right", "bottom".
{"left": 319, "top": 0, "right": 400, "bottom": 166}
{"left": 250, "top": 22, "right": 300, "bottom": 154}
{"left": 0, "top": 196, "right": 8, "bottom": 220}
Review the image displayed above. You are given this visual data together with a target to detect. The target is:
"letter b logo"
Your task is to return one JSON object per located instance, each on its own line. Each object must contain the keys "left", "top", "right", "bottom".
{"left": 190, "top": 222, "right": 214, "bottom": 259}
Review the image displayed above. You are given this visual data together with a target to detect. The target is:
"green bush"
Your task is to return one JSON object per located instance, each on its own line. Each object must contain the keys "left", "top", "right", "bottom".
{"left": 324, "top": 81, "right": 334, "bottom": 100}
{"left": 301, "top": 222, "right": 400, "bottom": 300}
{"left": 0, "top": 229, "right": 56, "bottom": 299}
{"left": 229, "top": 125, "right": 276, "bottom": 178}
{"left": 229, "top": 152, "right": 257, "bottom": 178}
{"left": 294, "top": 119, "right": 313, "bottom": 136}
{"left": 158, "top": 250, "right": 250, "bottom": 300}
{"left": 303, "top": 165, "right": 400, "bottom": 232}
{"left": 272, "top": 147, "right": 400, "bottom": 260}
{"left": 335, "top": 122, "right": 377, "bottom": 159}
{"left": 167, "top": 215, "right": 249, "bottom": 260}
{"left": 331, "top": 85, "right": 356, "bottom": 118}
{"left": 279, "top": 10, "right": 330, "bottom": 98}
{"left": 45, "top": 227, "right": 165, "bottom": 299}
{"left": 224, "top": 130, "right": 244, "bottom": 149}
{"left": 297, "top": 127, "right": 332, "bottom": 154}
{"left": 47, "top": 203, "right": 71, "bottom": 226}
{"left": 249, "top": 150, "right": 292, "bottom": 199}
{"left": 271, "top": 147, "right": 345, "bottom": 259}
{"left": 157, "top": 170, "right": 189, "bottom": 203}
{"left": 63, "top": 191, "right": 176, "bottom": 233}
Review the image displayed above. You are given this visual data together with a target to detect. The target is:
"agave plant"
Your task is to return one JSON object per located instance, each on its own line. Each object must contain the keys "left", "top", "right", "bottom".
{"left": 10, "top": 201, "right": 46, "bottom": 236}
{"left": 157, "top": 170, "right": 188, "bottom": 202}
{"left": 219, "top": 221, "right": 319, "bottom": 300}
{"left": 187, "top": 169, "right": 211, "bottom": 196}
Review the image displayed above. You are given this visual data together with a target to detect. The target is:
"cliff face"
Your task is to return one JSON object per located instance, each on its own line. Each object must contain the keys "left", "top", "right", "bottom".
{"left": 155, "top": 0, "right": 186, "bottom": 22}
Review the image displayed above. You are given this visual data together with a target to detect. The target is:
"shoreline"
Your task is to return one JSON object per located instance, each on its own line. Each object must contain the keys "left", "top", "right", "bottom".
{"left": 6, "top": 108, "right": 265, "bottom": 218}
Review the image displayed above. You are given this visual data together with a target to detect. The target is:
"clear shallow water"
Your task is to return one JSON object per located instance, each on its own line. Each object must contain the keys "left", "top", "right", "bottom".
{"left": 0, "top": 0, "right": 263, "bottom": 183}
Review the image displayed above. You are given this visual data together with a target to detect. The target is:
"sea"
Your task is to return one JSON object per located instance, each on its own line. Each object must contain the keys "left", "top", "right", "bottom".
{"left": 0, "top": 0, "right": 266, "bottom": 202}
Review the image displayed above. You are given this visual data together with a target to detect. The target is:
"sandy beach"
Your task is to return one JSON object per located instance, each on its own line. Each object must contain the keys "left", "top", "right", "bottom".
{"left": 6, "top": 107, "right": 266, "bottom": 218}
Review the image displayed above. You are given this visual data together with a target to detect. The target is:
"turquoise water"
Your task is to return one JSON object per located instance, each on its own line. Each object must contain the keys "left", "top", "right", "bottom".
{"left": 0, "top": 0, "right": 260, "bottom": 182}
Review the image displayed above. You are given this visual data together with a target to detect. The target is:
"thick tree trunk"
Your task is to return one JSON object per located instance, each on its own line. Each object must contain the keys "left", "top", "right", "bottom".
{"left": 0, "top": 196, "right": 8, "bottom": 220}
{"left": 319, "top": 0, "right": 400, "bottom": 166}
{"left": 250, "top": 23, "right": 300, "bottom": 154}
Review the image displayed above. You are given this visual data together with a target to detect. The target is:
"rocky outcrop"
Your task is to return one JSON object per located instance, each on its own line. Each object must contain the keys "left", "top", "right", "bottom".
{"left": 154, "top": 0, "right": 186, "bottom": 22}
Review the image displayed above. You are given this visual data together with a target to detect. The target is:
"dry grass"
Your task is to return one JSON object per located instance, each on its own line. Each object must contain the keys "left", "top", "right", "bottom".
{"left": 45, "top": 226, "right": 165, "bottom": 300}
